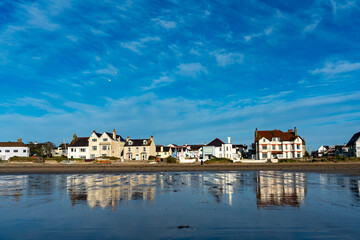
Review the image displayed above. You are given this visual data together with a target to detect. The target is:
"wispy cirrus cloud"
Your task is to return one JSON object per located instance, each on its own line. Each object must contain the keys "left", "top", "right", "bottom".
{"left": 244, "top": 26, "right": 274, "bottom": 42}
{"left": 121, "top": 36, "right": 161, "bottom": 54}
{"left": 142, "top": 76, "right": 175, "bottom": 90}
{"left": 311, "top": 60, "right": 360, "bottom": 77}
{"left": 152, "top": 18, "right": 177, "bottom": 29}
{"left": 176, "top": 63, "right": 208, "bottom": 77}
{"left": 211, "top": 51, "right": 244, "bottom": 67}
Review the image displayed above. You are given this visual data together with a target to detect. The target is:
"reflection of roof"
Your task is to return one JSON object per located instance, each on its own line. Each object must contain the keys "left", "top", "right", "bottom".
{"left": 69, "top": 137, "right": 89, "bottom": 147}
{"left": 207, "top": 138, "right": 224, "bottom": 147}
{"left": 347, "top": 132, "right": 360, "bottom": 147}
{"left": 0, "top": 142, "right": 27, "bottom": 147}
{"left": 125, "top": 139, "right": 152, "bottom": 147}
{"left": 256, "top": 130, "right": 301, "bottom": 142}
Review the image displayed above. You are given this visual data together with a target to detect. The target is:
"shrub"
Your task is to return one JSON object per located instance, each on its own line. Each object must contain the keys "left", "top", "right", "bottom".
{"left": 148, "top": 155, "right": 157, "bottom": 161}
{"left": 166, "top": 156, "right": 177, "bottom": 164}
{"left": 204, "top": 157, "right": 232, "bottom": 164}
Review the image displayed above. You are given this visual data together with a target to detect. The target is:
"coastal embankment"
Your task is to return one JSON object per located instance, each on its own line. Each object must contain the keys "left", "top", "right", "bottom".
{"left": 1, "top": 162, "right": 360, "bottom": 175}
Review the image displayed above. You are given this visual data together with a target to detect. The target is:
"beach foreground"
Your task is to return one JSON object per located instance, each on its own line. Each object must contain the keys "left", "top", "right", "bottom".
{"left": 1, "top": 162, "right": 360, "bottom": 175}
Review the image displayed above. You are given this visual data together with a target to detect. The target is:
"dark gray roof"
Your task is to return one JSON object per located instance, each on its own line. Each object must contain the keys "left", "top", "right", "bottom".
{"left": 69, "top": 137, "right": 89, "bottom": 147}
{"left": 347, "top": 132, "right": 360, "bottom": 147}
{"left": 125, "top": 139, "right": 152, "bottom": 147}
{"left": 156, "top": 146, "right": 173, "bottom": 152}
{"left": 104, "top": 132, "right": 125, "bottom": 142}
{"left": 206, "top": 138, "right": 224, "bottom": 147}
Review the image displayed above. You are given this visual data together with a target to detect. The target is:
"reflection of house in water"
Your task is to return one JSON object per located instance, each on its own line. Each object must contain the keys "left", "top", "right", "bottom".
{"left": 204, "top": 173, "right": 243, "bottom": 205}
{"left": 0, "top": 176, "right": 27, "bottom": 201}
{"left": 256, "top": 171, "right": 306, "bottom": 208}
{"left": 67, "top": 174, "right": 156, "bottom": 209}
{"left": 320, "top": 174, "right": 360, "bottom": 205}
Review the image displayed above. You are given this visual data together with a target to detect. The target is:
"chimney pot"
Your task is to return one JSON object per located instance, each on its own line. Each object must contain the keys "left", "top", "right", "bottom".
{"left": 17, "top": 138, "right": 22, "bottom": 143}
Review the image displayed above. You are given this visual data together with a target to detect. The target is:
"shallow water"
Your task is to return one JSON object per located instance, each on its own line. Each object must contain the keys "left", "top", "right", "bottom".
{"left": 0, "top": 171, "right": 359, "bottom": 240}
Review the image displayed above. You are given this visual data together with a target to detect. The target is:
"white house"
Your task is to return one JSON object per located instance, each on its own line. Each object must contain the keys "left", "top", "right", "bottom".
{"left": 202, "top": 137, "right": 241, "bottom": 161}
{"left": 68, "top": 134, "right": 90, "bottom": 159}
{"left": 255, "top": 127, "right": 305, "bottom": 161}
{"left": 0, "top": 139, "right": 29, "bottom": 160}
{"left": 346, "top": 132, "right": 360, "bottom": 157}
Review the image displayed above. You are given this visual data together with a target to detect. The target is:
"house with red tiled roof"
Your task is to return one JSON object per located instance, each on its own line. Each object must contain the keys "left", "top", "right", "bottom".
{"left": 0, "top": 138, "right": 29, "bottom": 160}
{"left": 255, "top": 127, "right": 305, "bottom": 161}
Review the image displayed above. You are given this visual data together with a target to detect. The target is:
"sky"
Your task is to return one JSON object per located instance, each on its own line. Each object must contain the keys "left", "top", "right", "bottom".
{"left": 0, "top": 0, "right": 359, "bottom": 150}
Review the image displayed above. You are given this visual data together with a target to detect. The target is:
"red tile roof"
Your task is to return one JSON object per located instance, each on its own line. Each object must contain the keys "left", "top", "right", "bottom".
{"left": 0, "top": 142, "right": 27, "bottom": 147}
{"left": 255, "top": 130, "right": 301, "bottom": 142}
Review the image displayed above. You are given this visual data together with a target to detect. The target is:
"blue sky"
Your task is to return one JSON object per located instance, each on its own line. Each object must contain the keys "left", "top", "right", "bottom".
{"left": 0, "top": 0, "right": 359, "bottom": 150}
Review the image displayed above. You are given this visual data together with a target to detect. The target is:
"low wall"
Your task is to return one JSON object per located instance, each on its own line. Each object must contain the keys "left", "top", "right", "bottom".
{"left": 179, "top": 158, "right": 197, "bottom": 163}
{"left": 240, "top": 159, "right": 268, "bottom": 164}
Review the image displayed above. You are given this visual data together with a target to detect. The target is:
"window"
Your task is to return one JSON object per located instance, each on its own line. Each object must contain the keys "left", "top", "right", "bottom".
{"left": 263, "top": 139, "right": 266, "bottom": 143}
{"left": 14, "top": 150, "right": 18, "bottom": 153}
{"left": 226, "top": 147, "right": 228, "bottom": 151}
{"left": 219, "top": 148, "right": 222, "bottom": 152}
{"left": 297, "top": 153, "right": 300, "bottom": 158}
{"left": 102, "top": 146, "right": 107, "bottom": 150}
{"left": 297, "top": 145, "right": 300, "bottom": 149}
{"left": 90, "top": 154, "right": 95, "bottom": 159}
{"left": 103, "top": 138, "right": 108, "bottom": 142}
{"left": 71, "top": 148, "right": 74, "bottom": 152}
{"left": 262, "top": 145, "right": 267, "bottom": 150}
{"left": 285, "top": 145, "right": 288, "bottom": 150}
{"left": 92, "top": 139, "right": 97, "bottom": 142}
{"left": 128, "top": 141, "right": 133, "bottom": 145}
{"left": 143, "top": 140, "right": 147, "bottom": 145}
{"left": 92, "top": 146, "right": 97, "bottom": 151}
{"left": 262, "top": 153, "right": 267, "bottom": 158}
{"left": 0, "top": 150, "right": 1, "bottom": 152}
{"left": 279, "top": 145, "right": 282, "bottom": 150}
{"left": 136, "top": 147, "right": 139, "bottom": 152}
{"left": 142, "top": 154, "right": 147, "bottom": 160}
{"left": 23, "top": 150, "right": 26, "bottom": 153}
{"left": 102, "top": 154, "right": 107, "bottom": 157}
{"left": 143, "top": 147, "right": 146, "bottom": 151}
{"left": 272, "top": 146, "right": 275, "bottom": 150}
{"left": 128, "top": 147, "right": 131, "bottom": 152}
{"left": 80, "top": 148, "right": 86, "bottom": 152}
{"left": 5, "top": 150, "right": 10, "bottom": 153}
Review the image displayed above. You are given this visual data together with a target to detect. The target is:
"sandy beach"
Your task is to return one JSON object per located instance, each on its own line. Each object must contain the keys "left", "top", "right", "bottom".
{"left": 1, "top": 162, "right": 360, "bottom": 175}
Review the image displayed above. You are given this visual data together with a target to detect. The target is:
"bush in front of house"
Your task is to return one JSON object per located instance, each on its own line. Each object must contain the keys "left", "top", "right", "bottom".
{"left": 148, "top": 155, "right": 157, "bottom": 161}
{"left": 166, "top": 156, "right": 177, "bottom": 164}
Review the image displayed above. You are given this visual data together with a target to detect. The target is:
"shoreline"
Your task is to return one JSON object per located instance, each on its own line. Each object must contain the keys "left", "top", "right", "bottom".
{"left": 1, "top": 162, "right": 360, "bottom": 175}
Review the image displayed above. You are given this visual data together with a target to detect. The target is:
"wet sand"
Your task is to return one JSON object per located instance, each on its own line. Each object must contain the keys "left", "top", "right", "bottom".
{"left": 1, "top": 162, "right": 360, "bottom": 175}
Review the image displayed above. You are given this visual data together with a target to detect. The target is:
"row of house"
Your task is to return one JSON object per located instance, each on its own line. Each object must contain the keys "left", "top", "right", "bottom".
{"left": 67, "top": 129, "right": 156, "bottom": 160}
{"left": 1, "top": 128, "right": 359, "bottom": 161}
{"left": 312, "top": 132, "right": 360, "bottom": 158}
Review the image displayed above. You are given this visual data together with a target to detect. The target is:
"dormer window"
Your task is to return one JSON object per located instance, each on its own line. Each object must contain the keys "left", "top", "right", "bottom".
{"left": 263, "top": 139, "right": 266, "bottom": 143}
{"left": 103, "top": 138, "right": 108, "bottom": 142}
{"left": 92, "top": 139, "right": 97, "bottom": 142}
{"left": 143, "top": 140, "right": 148, "bottom": 145}
{"left": 128, "top": 140, "right": 133, "bottom": 145}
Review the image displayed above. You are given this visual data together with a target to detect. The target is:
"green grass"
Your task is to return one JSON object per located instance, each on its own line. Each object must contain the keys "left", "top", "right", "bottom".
{"left": 204, "top": 157, "right": 232, "bottom": 164}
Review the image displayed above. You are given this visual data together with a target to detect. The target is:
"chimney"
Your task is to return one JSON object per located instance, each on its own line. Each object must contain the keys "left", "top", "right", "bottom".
{"left": 294, "top": 127, "right": 297, "bottom": 136}
{"left": 93, "top": 130, "right": 96, "bottom": 133}
{"left": 150, "top": 136, "right": 154, "bottom": 142}
{"left": 288, "top": 129, "right": 292, "bottom": 132}
{"left": 228, "top": 136, "right": 231, "bottom": 144}
{"left": 126, "top": 136, "right": 130, "bottom": 142}
{"left": 17, "top": 138, "right": 22, "bottom": 143}
{"left": 35, "top": 141, "right": 38, "bottom": 145}
{"left": 161, "top": 145, "right": 164, "bottom": 152}
{"left": 73, "top": 134, "right": 77, "bottom": 141}
{"left": 113, "top": 129, "right": 116, "bottom": 140}
{"left": 255, "top": 128, "right": 258, "bottom": 139}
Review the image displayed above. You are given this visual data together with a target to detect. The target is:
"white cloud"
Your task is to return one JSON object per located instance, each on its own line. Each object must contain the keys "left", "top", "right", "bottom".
{"left": 152, "top": 18, "right": 177, "bottom": 29}
{"left": 121, "top": 36, "right": 161, "bottom": 54}
{"left": 176, "top": 63, "right": 208, "bottom": 77}
{"left": 311, "top": 60, "right": 360, "bottom": 77}
{"left": 25, "top": 5, "right": 60, "bottom": 31}
{"left": 303, "top": 18, "right": 321, "bottom": 33}
{"left": 244, "top": 26, "right": 274, "bottom": 42}
{"left": 143, "top": 76, "right": 175, "bottom": 90}
{"left": 211, "top": 51, "right": 244, "bottom": 67}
